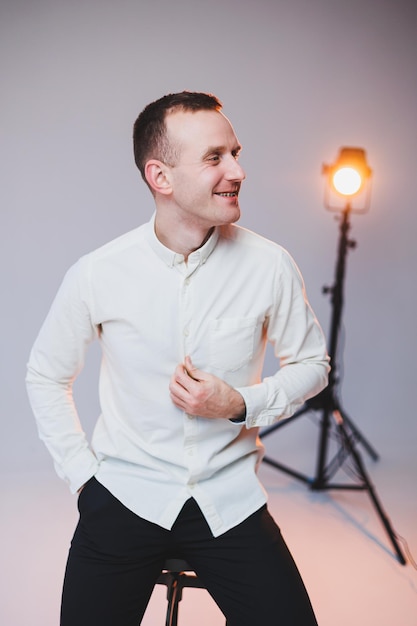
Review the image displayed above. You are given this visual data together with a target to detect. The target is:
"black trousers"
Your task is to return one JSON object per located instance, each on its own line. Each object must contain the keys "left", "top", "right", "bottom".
{"left": 61, "top": 478, "right": 318, "bottom": 626}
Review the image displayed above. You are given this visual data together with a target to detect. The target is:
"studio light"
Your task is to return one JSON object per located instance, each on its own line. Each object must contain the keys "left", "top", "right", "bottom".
{"left": 323, "top": 147, "right": 372, "bottom": 213}
{"left": 260, "top": 146, "right": 407, "bottom": 565}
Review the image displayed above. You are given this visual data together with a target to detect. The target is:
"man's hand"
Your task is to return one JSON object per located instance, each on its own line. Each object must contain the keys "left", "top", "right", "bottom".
{"left": 169, "top": 356, "right": 246, "bottom": 420}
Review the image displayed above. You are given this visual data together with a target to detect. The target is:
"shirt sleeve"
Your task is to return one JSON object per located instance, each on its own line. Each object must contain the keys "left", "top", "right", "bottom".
{"left": 236, "top": 249, "right": 330, "bottom": 428}
{"left": 25, "top": 258, "right": 100, "bottom": 493}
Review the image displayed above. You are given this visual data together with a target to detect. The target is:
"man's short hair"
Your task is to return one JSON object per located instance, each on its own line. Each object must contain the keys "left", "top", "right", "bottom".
{"left": 133, "top": 91, "right": 222, "bottom": 186}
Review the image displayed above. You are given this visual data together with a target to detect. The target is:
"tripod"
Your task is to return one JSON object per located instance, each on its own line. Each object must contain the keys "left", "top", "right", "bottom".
{"left": 260, "top": 203, "right": 406, "bottom": 565}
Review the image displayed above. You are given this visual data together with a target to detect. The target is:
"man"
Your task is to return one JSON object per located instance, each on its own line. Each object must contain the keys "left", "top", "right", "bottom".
{"left": 26, "top": 91, "right": 329, "bottom": 625}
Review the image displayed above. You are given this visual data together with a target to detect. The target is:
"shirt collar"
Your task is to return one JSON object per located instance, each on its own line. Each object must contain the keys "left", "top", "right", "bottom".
{"left": 144, "top": 213, "right": 219, "bottom": 269}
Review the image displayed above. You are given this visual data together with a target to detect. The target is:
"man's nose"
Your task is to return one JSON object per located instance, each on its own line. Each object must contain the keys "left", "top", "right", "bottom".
{"left": 225, "top": 157, "right": 246, "bottom": 182}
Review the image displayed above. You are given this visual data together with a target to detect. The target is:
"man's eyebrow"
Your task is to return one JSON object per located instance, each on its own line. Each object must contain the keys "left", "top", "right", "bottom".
{"left": 202, "top": 145, "right": 225, "bottom": 158}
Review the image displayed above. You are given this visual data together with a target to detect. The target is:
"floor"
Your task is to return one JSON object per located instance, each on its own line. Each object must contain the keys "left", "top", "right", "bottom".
{"left": 2, "top": 432, "right": 416, "bottom": 626}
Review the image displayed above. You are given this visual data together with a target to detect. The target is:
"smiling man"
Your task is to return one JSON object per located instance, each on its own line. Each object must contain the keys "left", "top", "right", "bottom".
{"left": 26, "top": 91, "right": 329, "bottom": 625}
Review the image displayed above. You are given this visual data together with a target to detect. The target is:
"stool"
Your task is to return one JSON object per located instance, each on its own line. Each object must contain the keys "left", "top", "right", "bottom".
{"left": 156, "top": 558, "right": 207, "bottom": 626}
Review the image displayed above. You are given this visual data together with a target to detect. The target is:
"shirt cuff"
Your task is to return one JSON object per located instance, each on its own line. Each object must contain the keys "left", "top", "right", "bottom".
{"left": 56, "top": 449, "right": 100, "bottom": 494}
{"left": 233, "top": 383, "right": 264, "bottom": 426}
{"left": 229, "top": 405, "right": 246, "bottom": 423}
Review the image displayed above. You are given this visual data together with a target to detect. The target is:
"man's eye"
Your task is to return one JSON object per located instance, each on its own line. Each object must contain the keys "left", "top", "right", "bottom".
{"left": 208, "top": 155, "right": 220, "bottom": 163}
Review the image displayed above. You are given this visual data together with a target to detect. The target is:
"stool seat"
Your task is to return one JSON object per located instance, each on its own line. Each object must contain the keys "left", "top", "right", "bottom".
{"left": 162, "top": 558, "right": 194, "bottom": 573}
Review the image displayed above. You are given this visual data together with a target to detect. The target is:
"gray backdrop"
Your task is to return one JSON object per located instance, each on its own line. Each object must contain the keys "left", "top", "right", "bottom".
{"left": 2, "top": 0, "right": 416, "bottom": 480}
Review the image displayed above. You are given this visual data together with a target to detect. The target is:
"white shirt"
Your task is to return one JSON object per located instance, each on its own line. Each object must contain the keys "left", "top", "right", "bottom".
{"left": 26, "top": 216, "right": 329, "bottom": 536}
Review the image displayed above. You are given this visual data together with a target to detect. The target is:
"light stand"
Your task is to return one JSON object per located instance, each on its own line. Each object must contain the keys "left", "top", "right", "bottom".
{"left": 260, "top": 148, "right": 406, "bottom": 565}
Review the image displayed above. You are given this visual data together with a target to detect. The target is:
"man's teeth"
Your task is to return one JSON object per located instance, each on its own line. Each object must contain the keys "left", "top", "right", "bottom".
{"left": 217, "top": 192, "right": 236, "bottom": 197}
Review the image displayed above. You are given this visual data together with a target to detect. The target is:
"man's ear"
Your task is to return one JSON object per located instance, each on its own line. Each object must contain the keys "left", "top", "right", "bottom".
{"left": 144, "top": 160, "right": 172, "bottom": 195}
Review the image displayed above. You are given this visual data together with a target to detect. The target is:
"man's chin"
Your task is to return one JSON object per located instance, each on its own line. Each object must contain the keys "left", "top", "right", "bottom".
{"left": 229, "top": 205, "right": 241, "bottom": 223}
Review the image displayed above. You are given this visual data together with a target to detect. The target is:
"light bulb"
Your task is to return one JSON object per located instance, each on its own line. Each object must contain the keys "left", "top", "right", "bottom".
{"left": 332, "top": 167, "right": 362, "bottom": 196}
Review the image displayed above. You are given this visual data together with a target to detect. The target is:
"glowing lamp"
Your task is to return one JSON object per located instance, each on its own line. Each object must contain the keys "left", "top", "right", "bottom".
{"left": 323, "top": 147, "right": 372, "bottom": 212}
{"left": 332, "top": 167, "right": 362, "bottom": 196}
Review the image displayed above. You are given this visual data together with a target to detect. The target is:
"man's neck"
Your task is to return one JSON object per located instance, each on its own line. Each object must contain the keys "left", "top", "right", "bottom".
{"left": 154, "top": 211, "right": 214, "bottom": 262}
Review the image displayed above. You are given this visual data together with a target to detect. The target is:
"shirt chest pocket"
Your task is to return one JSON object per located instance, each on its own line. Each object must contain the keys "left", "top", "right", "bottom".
{"left": 208, "top": 317, "right": 260, "bottom": 372}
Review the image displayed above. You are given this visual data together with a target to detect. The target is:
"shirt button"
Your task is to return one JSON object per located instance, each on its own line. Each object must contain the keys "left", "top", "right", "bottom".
{"left": 183, "top": 327, "right": 189, "bottom": 337}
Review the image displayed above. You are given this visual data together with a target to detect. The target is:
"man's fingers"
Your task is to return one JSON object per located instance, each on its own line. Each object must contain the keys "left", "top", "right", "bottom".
{"left": 170, "top": 364, "right": 199, "bottom": 401}
{"left": 184, "top": 356, "right": 203, "bottom": 381}
{"left": 174, "top": 363, "right": 196, "bottom": 389}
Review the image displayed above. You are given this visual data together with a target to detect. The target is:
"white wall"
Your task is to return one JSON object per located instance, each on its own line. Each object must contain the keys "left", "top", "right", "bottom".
{"left": 2, "top": 0, "right": 415, "bottom": 472}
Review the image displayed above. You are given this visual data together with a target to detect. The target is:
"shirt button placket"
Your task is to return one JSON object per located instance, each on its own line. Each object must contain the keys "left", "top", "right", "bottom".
{"left": 180, "top": 272, "right": 198, "bottom": 481}
{"left": 181, "top": 273, "right": 193, "bottom": 357}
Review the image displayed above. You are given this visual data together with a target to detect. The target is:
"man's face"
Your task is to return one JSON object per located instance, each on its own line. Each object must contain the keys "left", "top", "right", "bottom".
{"left": 164, "top": 109, "right": 246, "bottom": 229}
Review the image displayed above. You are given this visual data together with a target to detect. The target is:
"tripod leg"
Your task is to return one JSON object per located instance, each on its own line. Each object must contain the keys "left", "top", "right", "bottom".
{"left": 262, "top": 455, "right": 312, "bottom": 485}
{"left": 336, "top": 405, "right": 379, "bottom": 461}
{"left": 333, "top": 411, "right": 406, "bottom": 565}
{"left": 260, "top": 405, "right": 319, "bottom": 485}
{"left": 311, "top": 407, "right": 333, "bottom": 489}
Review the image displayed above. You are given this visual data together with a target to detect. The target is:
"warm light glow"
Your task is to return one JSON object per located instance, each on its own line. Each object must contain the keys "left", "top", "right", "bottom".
{"left": 322, "top": 147, "right": 372, "bottom": 211}
{"left": 332, "top": 167, "right": 362, "bottom": 196}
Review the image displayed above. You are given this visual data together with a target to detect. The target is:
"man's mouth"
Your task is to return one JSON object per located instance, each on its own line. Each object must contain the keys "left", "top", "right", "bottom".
{"left": 215, "top": 191, "right": 238, "bottom": 197}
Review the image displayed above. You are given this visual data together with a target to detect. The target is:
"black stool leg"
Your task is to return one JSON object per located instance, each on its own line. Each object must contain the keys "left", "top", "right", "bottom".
{"left": 165, "top": 572, "right": 184, "bottom": 626}
{"left": 157, "top": 559, "right": 221, "bottom": 625}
